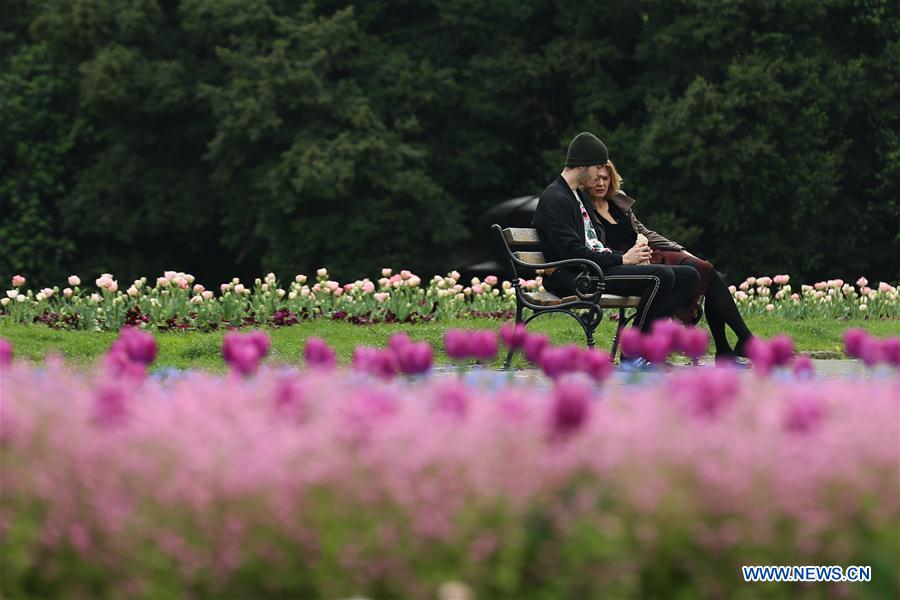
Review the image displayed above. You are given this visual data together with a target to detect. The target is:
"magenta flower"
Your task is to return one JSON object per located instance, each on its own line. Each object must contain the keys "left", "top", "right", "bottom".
{"left": 522, "top": 333, "right": 550, "bottom": 364}
{"left": 881, "top": 337, "right": 900, "bottom": 368}
{"left": 650, "top": 319, "right": 681, "bottom": 351}
{"left": 388, "top": 332, "right": 412, "bottom": 353}
{"left": 304, "top": 337, "right": 336, "bottom": 370}
{"left": 103, "top": 349, "right": 148, "bottom": 380}
{"left": 641, "top": 333, "right": 671, "bottom": 364}
{"left": 579, "top": 348, "right": 613, "bottom": 382}
{"left": 550, "top": 380, "right": 592, "bottom": 437}
{"left": 793, "top": 354, "right": 814, "bottom": 378}
{"left": 471, "top": 330, "right": 498, "bottom": 362}
{"left": 114, "top": 327, "right": 158, "bottom": 366}
{"left": 224, "top": 337, "right": 263, "bottom": 376}
{"left": 353, "top": 347, "right": 397, "bottom": 379}
{"left": 274, "top": 374, "right": 307, "bottom": 419}
{"left": 745, "top": 338, "right": 774, "bottom": 375}
{"left": 768, "top": 335, "right": 795, "bottom": 367}
{"left": 784, "top": 392, "right": 825, "bottom": 434}
{"left": 680, "top": 327, "right": 708, "bottom": 362}
{"left": 669, "top": 368, "right": 740, "bottom": 419}
{"left": 619, "top": 328, "right": 643, "bottom": 358}
{"left": 247, "top": 330, "right": 271, "bottom": 359}
{"left": 858, "top": 337, "right": 885, "bottom": 368}
{"left": 396, "top": 342, "right": 433, "bottom": 375}
{"left": 93, "top": 383, "right": 129, "bottom": 427}
{"left": 539, "top": 345, "right": 580, "bottom": 380}
{"left": 499, "top": 323, "right": 528, "bottom": 350}
{"left": 444, "top": 329, "right": 472, "bottom": 361}
{"left": 843, "top": 328, "right": 867, "bottom": 359}
{"left": 0, "top": 337, "right": 11, "bottom": 367}
{"left": 434, "top": 382, "right": 470, "bottom": 418}
{"left": 221, "top": 331, "right": 271, "bottom": 376}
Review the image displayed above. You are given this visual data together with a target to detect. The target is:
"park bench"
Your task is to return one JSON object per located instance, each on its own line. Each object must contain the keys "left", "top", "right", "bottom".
{"left": 493, "top": 224, "right": 642, "bottom": 367}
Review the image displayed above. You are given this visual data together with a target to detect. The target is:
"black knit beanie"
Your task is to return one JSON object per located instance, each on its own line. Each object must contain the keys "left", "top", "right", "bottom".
{"left": 565, "top": 132, "right": 609, "bottom": 167}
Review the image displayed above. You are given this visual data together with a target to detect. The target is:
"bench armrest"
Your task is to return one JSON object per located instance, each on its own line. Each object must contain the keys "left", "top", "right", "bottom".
{"left": 492, "top": 225, "right": 606, "bottom": 301}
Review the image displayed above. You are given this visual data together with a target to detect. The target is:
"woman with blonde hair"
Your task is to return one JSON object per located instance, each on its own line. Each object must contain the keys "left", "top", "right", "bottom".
{"left": 583, "top": 159, "right": 755, "bottom": 362}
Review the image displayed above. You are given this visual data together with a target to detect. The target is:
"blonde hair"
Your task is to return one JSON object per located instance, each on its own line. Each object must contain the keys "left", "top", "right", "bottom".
{"left": 603, "top": 160, "right": 623, "bottom": 197}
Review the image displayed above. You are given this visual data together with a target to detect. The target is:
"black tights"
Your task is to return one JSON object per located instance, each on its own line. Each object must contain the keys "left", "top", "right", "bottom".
{"left": 704, "top": 271, "right": 753, "bottom": 355}
{"left": 547, "top": 264, "right": 700, "bottom": 333}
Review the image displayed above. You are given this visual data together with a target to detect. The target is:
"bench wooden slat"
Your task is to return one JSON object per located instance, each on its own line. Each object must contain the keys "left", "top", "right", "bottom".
{"left": 503, "top": 227, "right": 541, "bottom": 246}
{"left": 513, "top": 251, "right": 546, "bottom": 265}
{"left": 522, "top": 289, "right": 642, "bottom": 308}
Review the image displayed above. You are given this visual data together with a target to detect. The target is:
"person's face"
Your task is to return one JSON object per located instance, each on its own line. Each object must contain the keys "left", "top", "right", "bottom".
{"left": 591, "top": 166, "right": 612, "bottom": 199}
{"left": 576, "top": 164, "right": 606, "bottom": 189}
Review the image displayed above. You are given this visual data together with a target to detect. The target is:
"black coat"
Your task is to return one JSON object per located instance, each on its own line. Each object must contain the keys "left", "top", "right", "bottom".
{"left": 531, "top": 176, "right": 624, "bottom": 294}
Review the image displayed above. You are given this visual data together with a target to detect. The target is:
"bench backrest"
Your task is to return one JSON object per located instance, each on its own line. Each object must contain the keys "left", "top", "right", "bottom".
{"left": 493, "top": 225, "right": 553, "bottom": 274}
{"left": 502, "top": 227, "right": 541, "bottom": 246}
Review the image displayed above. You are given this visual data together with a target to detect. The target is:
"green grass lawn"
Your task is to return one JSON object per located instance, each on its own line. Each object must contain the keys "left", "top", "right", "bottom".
{"left": 1, "top": 315, "right": 894, "bottom": 372}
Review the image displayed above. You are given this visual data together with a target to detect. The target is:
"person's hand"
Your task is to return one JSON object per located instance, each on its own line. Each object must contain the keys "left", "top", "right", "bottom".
{"left": 622, "top": 242, "right": 652, "bottom": 265}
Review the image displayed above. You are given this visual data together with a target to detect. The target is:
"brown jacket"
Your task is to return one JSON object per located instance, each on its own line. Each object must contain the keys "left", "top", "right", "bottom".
{"left": 601, "top": 190, "right": 684, "bottom": 251}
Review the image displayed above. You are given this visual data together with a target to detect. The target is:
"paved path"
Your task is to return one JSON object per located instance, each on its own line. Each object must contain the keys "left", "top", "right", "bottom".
{"left": 432, "top": 359, "right": 896, "bottom": 389}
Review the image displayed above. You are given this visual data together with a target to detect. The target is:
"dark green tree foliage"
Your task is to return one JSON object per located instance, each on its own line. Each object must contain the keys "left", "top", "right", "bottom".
{"left": 1, "top": 0, "right": 898, "bottom": 286}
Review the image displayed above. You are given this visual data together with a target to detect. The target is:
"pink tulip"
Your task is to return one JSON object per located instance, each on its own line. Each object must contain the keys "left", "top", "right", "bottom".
{"left": 550, "top": 380, "right": 591, "bottom": 437}
{"left": 539, "top": 345, "right": 580, "bottom": 380}
{"left": 247, "top": 330, "right": 271, "bottom": 358}
{"left": 769, "top": 335, "right": 795, "bottom": 367}
{"left": 114, "top": 327, "right": 158, "bottom": 366}
{"left": 434, "top": 382, "right": 469, "bottom": 418}
{"left": 304, "top": 337, "right": 336, "bottom": 370}
{"left": 881, "top": 338, "right": 900, "bottom": 368}
{"left": 0, "top": 337, "right": 12, "bottom": 367}
{"left": 522, "top": 333, "right": 550, "bottom": 364}
{"left": 773, "top": 275, "right": 790, "bottom": 285}
{"left": 92, "top": 384, "right": 130, "bottom": 427}
{"left": 353, "top": 347, "right": 397, "bottom": 380}
{"left": 746, "top": 338, "right": 774, "bottom": 375}
{"left": 858, "top": 337, "right": 885, "bottom": 368}
{"left": 396, "top": 342, "right": 433, "bottom": 375}
{"left": 793, "top": 354, "right": 814, "bottom": 378}
{"left": 784, "top": 392, "right": 824, "bottom": 434}
{"left": 222, "top": 333, "right": 264, "bottom": 376}
{"left": 619, "top": 328, "right": 644, "bottom": 358}
{"left": 444, "top": 330, "right": 472, "bottom": 361}
{"left": 499, "top": 323, "right": 528, "bottom": 350}
{"left": 669, "top": 368, "right": 740, "bottom": 419}
{"left": 273, "top": 374, "right": 307, "bottom": 418}
{"left": 11, "top": 275, "right": 25, "bottom": 287}
{"left": 856, "top": 277, "right": 868, "bottom": 288}
{"left": 103, "top": 349, "right": 148, "bottom": 380}
{"left": 388, "top": 332, "right": 412, "bottom": 353}
{"left": 579, "top": 349, "right": 613, "bottom": 382}
{"left": 650, "top": 319, "right": 684, "bottom": 352}
{"left": 485, "top": 275, "right": 498, "bottom": 286}
{"left": 471, "top": 330, "right": 499, "bottom": 362}
{"left": 680, "top": 328, "right": 709, "bottom": 361}
{"left": 641, "top": 333, "right": 671, "bottom": 364}
{"left": 843, "top": 328, "right": 867, "bottom": 359}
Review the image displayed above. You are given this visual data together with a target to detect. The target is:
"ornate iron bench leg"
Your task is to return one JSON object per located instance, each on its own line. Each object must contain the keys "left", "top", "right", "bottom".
{"left": 579, "top": 305, "right": 602, "bottom": 349}
{"left": 503, "top": 299, "right": 526, "bottom": 370}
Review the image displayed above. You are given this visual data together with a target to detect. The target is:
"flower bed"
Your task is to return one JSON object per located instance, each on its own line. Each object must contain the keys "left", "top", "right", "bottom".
{"left": 1, "top": 331, "right": 898, "bottom": 598}
{"left": 2, "top": 270, "right": 898, "bottom": 331}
